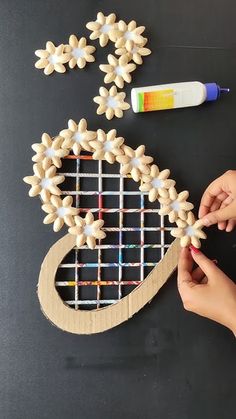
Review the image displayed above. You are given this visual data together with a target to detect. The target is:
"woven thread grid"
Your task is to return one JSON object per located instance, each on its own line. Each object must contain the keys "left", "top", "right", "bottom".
{"left": 55, "top": 154, "right": 172, "bottom": 308}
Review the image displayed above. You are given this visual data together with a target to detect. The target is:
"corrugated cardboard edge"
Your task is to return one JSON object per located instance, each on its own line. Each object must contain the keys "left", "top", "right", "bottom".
{"left": 37, "top": 234, "right": 181, "bottom": 334}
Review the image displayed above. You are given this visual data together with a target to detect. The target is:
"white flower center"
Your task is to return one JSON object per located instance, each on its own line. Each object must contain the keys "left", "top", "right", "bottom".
{"left": 131, "top": 46, "right": 138, "bottom": 54}
{"left": 107, "top": 96, "right": 118, "bottom": 109}
{"left": 57, "top": 207, "right": 68, "bottom": 218}
{"left": 48, "top": 54, "right": 59, "bottom": 65}
{"left": 101, "top": 24, "right": 111, "bottom": 34}
{"left": 40, "top": 178, "right": 52, "bottom": 189}
{"left": 131, "top": 157, "right": 140, "bottom": 167}
{"left": 72, "top": 48, "right": 85, "bottom": 59}
{"left": 151, "top": 178, "right": 164, "bottom": 189}
{"left": 171, "top": 200, "right": 180, "bottom": 211}
{"left": 115, "top": 65, "right": 124, "bottom": 76}
{"left": 44, "top": 147, "right": 55, "bottom": 157}
{"left": 73, "top": 131, "right": 84, "bottom": 143}
{"left": 84, "top": 224, "right": 93, "bottom": 236}
{"left": 103, "top": 140, "right": 113, "bottom": 152}
{"left": 185, "top": 226, "right": 196, "bottom": 237}
{"left": 124, "top": 31, "right": 134, "bottom": 41}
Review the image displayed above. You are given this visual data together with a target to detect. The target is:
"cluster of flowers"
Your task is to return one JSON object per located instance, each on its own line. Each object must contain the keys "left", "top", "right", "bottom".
{"left": 24, "top": 118, "right": 206, "bottom": 249}
{"left": 35, "top": 12, "right": 151, "bottom": 120}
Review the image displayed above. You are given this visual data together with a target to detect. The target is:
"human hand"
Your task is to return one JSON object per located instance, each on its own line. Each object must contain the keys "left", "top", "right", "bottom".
{"left": 199, "top": 170, "right": 236, "bottom": 231}
{"left": 177, "top": 246, "right": 236, "bottom": 335}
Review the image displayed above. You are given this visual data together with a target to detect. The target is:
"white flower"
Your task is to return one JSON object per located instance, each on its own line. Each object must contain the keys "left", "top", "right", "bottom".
{"left": 35, "top": 42, "right": 70, "bottom": 75}
{"left": 115, "top": 20, "right": 146, "bottom": 49}
{"left": 60, "top": 118, "right": 96, "bottom": 156}
{"left": 68, "top": 211, "right": 106, "bottom": 249}
{"left": 23, "top": 163, "right": 64, "bottom": 202}
{"left": 32, "top": 133, "right": 69, "bottom": 169}
{"left": 86, "top": 12, "right": 120, "bottom": 47}
{"left": 158, "top": 187, "right": 194, "bottom": 222}
{"left": 139, "top": 164, "right": 175, "bottom": 202}
{"left": 116, "top": 145, "right": 153, "bottom": 182}
{"left": 93, "top": 86, "right": 130, "bottom": 120}
{"left": 65, "top": 35, "right": 96, "bottom": 69}
{"left": 171, "top": 212, "right": 207, "bottom": 248}
{"left": 99, "top": 54, "right": 136, "bottom": 89}
{"left": 115, "top": 38, "right": 151, "bottom": 65}
{"left": 89, "top": 129, "right": 124, "bottom": 164}
{"left": 42, "top": 195, "right": 78, "bottom": 232}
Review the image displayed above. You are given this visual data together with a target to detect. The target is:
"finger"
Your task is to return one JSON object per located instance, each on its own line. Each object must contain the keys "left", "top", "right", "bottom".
{"left": 218, "top": 198, "right": 233, "bottom": 230}
{"left": 218, "top": 201, "right": 227, "bottom": 230}
{"left": 201, "top": 201, "right": 236, "bottom": 227}
{"left": 210, "top": 192, "right": 228, "bottom": 213}
{"left": 218, "top": 221, "right": 226, "bottom": 230}
{"left": 192, "top": 266, "right": 205, "bottom": 282}
{"left": 226, "top": 219, "right": 236, "bottom": 232}
{"left": 198, "top": 178, "right": 225, "bottom": 219}
{"left": 178, "top": 247, "right": 193, "bottom": 272}
{"left": 177, "top": 248, "right": 193, "bottom": 288}
{"left": 189, "top": 246, "right": 220, "bottom": 279}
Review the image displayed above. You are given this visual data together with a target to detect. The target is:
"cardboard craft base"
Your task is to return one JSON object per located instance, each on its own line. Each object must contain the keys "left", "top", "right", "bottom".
{"left": 37, "top": 234, "right": 181, "bottom": 334}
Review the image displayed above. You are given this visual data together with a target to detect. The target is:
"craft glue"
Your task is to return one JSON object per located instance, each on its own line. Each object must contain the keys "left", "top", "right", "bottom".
{"left": 131, "top": 81, "right": 230, "bottom": 113}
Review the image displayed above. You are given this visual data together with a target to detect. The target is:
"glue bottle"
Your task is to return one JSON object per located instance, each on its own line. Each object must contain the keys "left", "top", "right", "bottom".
{"left": 131, "top": 81, "right": 230, "bottom": 113}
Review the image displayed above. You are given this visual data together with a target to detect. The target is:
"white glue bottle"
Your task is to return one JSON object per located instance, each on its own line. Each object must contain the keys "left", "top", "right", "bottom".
{"left": 131, "top": 81, "right": 229, "bottom": 113}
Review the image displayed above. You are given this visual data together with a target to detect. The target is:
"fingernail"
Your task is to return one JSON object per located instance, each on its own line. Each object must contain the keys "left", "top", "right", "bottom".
{"left": 189, "top": 245, "right": 201, "bottom": 254}
{"left": 212, "top": 259, "right": 218, "bottom": 264}
{"left": 201, "top": 218, "right": 211, "bottom": 227}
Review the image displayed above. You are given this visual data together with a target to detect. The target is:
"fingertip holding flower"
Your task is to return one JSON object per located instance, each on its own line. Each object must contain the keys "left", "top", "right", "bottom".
{"left": 171, "top": 212, "right": 207, "bottom": 248}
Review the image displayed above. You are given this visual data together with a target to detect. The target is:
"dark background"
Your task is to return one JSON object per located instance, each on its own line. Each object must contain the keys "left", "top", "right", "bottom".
{"left": 0, "top": 0, "right": 236, "bottom": 418}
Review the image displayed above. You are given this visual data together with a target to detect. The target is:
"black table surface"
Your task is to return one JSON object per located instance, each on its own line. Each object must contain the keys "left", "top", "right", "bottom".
{"left": 0, "top": 1, "right": 236, "bottom": 418}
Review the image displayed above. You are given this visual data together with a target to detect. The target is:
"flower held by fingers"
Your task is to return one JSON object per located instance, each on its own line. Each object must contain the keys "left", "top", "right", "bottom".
{"left": 32, "top": 134, "right": 69, "bottom": 169}
{"left": 60, "top": 118, "right": 96, "bottom": 156}
{"left": 68, "top": 212, "right": 106, "bottom": 249}
{"left": 140, "top": 165, "right": 176, "bottom": 202}
{"left": 35, "top": 42, "right": 70, "bottom": 75}
{"left": 117, "top": 145, "right": 153, "bottom": 182}
{"left": 89, "top": 129, "right": 124, "bottom": 164}
{"left": 42, "top": 196, "right": 78, "bottom": 232}
{"left": 99, "top": 54, "right": 136, "bottom": 89}
{"left": 171, "top": 212, "right": 207, "bottom": 248}
{"left": 23, "top": 163, "right": 64, "bottom": 202}
{"left": 93, "top": 86, "right": 130, "bottom": 120}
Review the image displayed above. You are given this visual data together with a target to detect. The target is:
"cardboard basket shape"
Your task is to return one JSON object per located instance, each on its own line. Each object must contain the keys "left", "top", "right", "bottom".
{"left": 35, "top": 151, "right": 182, "bottom": 334}
{"left": 38, "top": 234, "right": 180, "bottom": 334}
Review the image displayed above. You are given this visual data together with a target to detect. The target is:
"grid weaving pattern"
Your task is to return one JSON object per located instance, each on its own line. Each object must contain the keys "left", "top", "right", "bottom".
{"left": 55, "top": 153, "right": 173, "bottom": 309}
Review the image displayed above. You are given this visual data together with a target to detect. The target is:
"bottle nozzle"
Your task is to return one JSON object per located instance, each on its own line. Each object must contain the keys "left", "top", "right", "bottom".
{"left": 220, "top": 87, "right": 230, "bottom": 94}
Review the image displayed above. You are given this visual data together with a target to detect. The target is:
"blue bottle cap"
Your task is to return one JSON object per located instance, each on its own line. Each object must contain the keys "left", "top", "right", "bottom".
{"left": 205, "top": 83, "right": 230, "bottom": 101}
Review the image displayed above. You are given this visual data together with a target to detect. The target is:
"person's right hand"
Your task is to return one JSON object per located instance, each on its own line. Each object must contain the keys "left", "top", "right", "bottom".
{"left": 199, "top": 170, "right": 236, "bottom": 231}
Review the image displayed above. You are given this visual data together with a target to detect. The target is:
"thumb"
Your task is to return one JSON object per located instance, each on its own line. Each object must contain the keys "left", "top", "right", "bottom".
{"left": 201, "top": 201, "right": 236, "bottom": 226}
{"left": 189, "top": 246, "right": 219, "bottom": 279}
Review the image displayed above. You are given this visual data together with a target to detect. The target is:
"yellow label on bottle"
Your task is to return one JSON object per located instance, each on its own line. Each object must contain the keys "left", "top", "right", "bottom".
{"left": 138, "top": 89, "right": 174, "bottom": 112}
